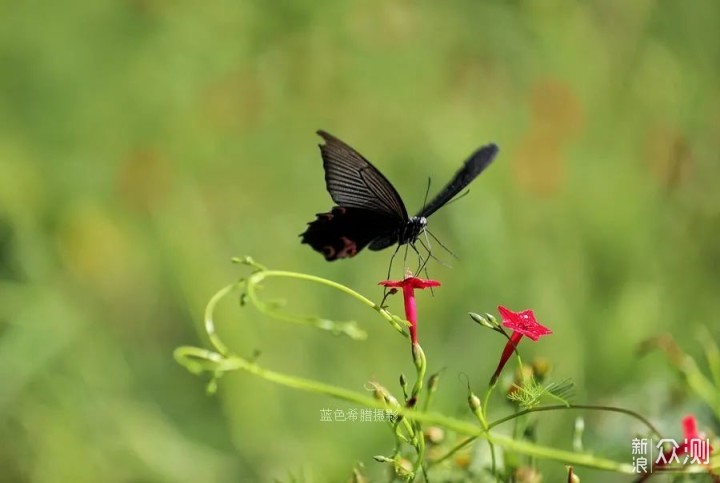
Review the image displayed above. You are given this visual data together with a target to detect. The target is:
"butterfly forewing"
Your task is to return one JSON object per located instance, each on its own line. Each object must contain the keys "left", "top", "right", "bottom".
{"left": 417, "top": 143, "right": 499, "bottom": 219}
{"left": 318, "top": 130, "right": 408, "bottom": 221}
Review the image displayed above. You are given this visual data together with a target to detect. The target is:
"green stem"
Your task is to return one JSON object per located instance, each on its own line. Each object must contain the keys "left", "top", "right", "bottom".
{"left": 429, "top": 436, "right": 472, "bottom": 468}
{"left": 413, "top": 420, "right": 426, "bottom": 479}
{"left": 482, "top": 383, "right": 497, "bottom": 474}
{"left": 680, "top": 354, "right": 720, "bottom": 416}
{"left": 429, "top": 403, "right": 663, "bottom": 468}
{"left": 698, "top": 327, "right": 720, "bottom": 395}
{"left": 204, "top": 283, "right": 240, "bottom": 356}
{"left": 175, "top": 346, "right": 636, "bottom": 474}
{"left": 410, "top": 343, "right": 426, "bottom": 401}
{"left": 409, "top": 344, "right": 427, "bottom": 479}
{"left": 246, "top": 270, "right": 407, "bottom": 336}
{"left": 178, "top": 261, "right": 665, "bottom": 478}
{"left": 422, "top": 373, "right": 439, "bottom": 413}
{"left": 233, "top": 256, "right": 267, "bottom": 271}
{"left": 488, "top": 404, "right": 662, "bottom": 437}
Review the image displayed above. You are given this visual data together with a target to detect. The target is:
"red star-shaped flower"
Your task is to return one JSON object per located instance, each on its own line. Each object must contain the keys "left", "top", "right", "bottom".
{"left": 490, "top": 306, "right": 552, "bottom": 385}
{"left": 379, "top": 276, "right": 440, "bottom": 345}
{"left": 498, "top": 306, "right": 553, "bottom": 341}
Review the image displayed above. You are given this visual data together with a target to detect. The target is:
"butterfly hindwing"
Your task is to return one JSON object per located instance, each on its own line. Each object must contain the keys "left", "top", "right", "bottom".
{"left": 368, "top": 232, "right": 398, "bottom": 251}
{"left": 417, "top": 143, "right": 498, "bottom": 218}
{"left": 300, "top": 206, "right": 398, "bottom": 261}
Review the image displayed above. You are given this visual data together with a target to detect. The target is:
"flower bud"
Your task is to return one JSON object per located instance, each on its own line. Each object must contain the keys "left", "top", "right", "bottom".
{"left": 469, "top": 312, "right": 499, "bottom": 329}
{"left": 468, "top": 392, "right": 482, "bottom": 413}
{"left": 424, "top": 426, "right": 445, "bottom": 445}
{"left": 515, "top": 466, "right": 542, "bottom": 483}
{"left": 412, "top": 343, "right": 426, "bottom": 370}
{"left": 370, "top": 382, "right": 399, "bottom": 407}
{"left": 395, "top": 458, "right": 414, "bottom": 478}
{"left": 566, "top": 466, "right": 580, "bottom": 483}
{"left": 427, "top": 372, "right": 440, "bottom": 394}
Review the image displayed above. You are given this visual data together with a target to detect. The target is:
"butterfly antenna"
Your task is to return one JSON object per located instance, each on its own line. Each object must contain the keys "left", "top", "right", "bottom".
{"left": 417, "top": 228, "right": 433, "bottom": 274}
{"left": 409, "top": 242, "right": 429, "bottom": 276}
{"left": 417, "top": 236, "right": 451, "bottom": 269}
{"left": 382, "top": 244, "right": 403, "bottom": 303}
{"left": 420, "top": 177, "right": 432, "bottom": 214}
{"left": 412, "top": 239, "right": 437, "bottom": 296}
{"left": 424, "top": 262, "right": 435, "bottom": 296}
{"left": 386, "top": 244, "right": 401, "bottom": 280}
{"left": 426, "top": 229, "right": 459, "bottom": 260}
{"left": 412, "top": 242, "right": 425, "bottom": 275}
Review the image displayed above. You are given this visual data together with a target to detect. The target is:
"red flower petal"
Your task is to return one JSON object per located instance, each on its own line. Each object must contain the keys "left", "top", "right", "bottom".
{"left": 406, "top": 277, "right": 440, "bottom": 289}
{"left": 378, "top": 276, "right": 441, "bottom": 289}
{"left": 379, "top": 280, "right": 404, "bottom": 288}
{"left": 497, "top": 306, "right": 552, "bottom": 342}
{"left": 682, "top": 415, "right": 699, "bottom": 440}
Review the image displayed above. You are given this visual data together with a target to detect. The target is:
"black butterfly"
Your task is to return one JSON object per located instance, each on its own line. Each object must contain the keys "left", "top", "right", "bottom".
{"left": 300, "top": 130, "right": 498, "bottom": 261}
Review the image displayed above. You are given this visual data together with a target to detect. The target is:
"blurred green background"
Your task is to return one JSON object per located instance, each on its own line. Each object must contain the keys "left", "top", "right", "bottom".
{"left": 1, "top": 0, "right": 719, "bottom": 481}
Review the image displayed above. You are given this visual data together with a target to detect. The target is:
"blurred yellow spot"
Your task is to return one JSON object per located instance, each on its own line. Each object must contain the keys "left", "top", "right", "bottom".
{"left": 530, "top": 79, "right": 584, "bottom": 137}
{"left": 115, "top": 148, "right": 173, "bottom": 212}
{"left": 0, "top": 142, "right": 45, "bottom": 217}
{"left": 643, "top": 123, "right": 692, "bottom": 190}
{"left": 199, "top": 68, "right": 265, "bottom": 132}
{"left": 513, "top": 132, "right": 564, "bottom": 197}
{"left": 453, "top": 451, "right": 471, "bottom": 469}
{"left": 349, "top": 1, "right": 419, "bottom": 46}
{"left": 513, "top": 79, "right": 584, "bottom": 196}
{"left": 55, "top": 205, "right": 138, "bottom": 297}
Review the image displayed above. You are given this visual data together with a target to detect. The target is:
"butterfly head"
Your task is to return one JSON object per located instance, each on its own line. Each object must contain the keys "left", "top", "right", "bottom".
{"left": 400, "top": 216, "right": 427, "bottom": 245}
